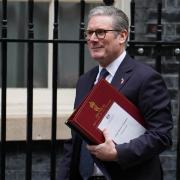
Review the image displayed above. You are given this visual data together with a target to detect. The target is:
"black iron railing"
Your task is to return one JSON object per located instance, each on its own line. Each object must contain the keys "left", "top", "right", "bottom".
{"left": 26, "top": 1, "right": 34, "bottom": 180}
{"left": 50, "top": 0, "right": 59, "bottom": 179}
{"left": 0, "top": 0, "right": 180, "bottom": 180}
{"left": 1, "top": 0, "right": 7, "bottom": 180}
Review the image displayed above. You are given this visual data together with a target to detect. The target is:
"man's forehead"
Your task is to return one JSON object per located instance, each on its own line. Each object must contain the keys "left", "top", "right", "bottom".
{"left": 88, "top": 15, "right": 113, "bottom": 22}
{"left": 87, "top": 16, "right": 113, "bottom": 28}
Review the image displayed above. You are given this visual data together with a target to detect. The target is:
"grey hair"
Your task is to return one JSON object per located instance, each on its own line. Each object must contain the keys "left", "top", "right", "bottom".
{"left": 88, "top": 6, "right": 129, "bottom": 32}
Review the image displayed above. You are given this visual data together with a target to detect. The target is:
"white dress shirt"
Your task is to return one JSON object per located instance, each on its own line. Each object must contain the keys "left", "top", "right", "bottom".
{"left": 94, "top": 51, "right": 126, "bottom": 84}
{"left": 93, "top": 50, "right": 126, "bottom": 176}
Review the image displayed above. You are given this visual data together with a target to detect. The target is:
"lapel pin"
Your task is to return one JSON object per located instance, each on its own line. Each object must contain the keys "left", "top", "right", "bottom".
{"left": 120, "top": 78, "right": 124, "bottom": 84}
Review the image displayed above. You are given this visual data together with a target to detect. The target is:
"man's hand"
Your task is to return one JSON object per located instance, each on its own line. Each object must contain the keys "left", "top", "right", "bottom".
{"left": 86, "top": 129, "right": 118, "bottom": 161}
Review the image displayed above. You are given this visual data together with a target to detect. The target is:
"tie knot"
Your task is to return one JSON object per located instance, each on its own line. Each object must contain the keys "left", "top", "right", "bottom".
{"left": 98, "top": 68, "right": 109, "bottom": 81}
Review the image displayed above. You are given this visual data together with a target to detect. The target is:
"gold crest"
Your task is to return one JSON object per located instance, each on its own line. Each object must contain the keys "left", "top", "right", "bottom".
{"left": 89, "top": 101, "right": 102, "bottom": 113}
{"left": 88, "top": 100, "right": 111, "bottom": 120}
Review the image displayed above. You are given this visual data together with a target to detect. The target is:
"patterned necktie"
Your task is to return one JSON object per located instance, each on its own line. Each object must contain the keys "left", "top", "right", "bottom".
{"left": 79, "top": 141, "right": 94, "bottom": 179}
{"left": 98, "top": 68, "right": 109, "bottom": 81}
{"left": 79, "top": 68, "right": 109, "bottom": 179}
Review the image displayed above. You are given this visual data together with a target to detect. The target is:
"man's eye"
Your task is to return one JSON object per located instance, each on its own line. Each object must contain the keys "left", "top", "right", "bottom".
{"left": 96, "top": 30, "right": 105, "bottom": 35}
{"left": 88, "top": 31, "right": 94, "bottom": 35}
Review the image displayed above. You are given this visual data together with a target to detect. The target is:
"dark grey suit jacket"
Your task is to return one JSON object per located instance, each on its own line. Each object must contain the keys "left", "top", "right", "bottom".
{"left": 58, "top": 54, "right": 173, "bottom": 180}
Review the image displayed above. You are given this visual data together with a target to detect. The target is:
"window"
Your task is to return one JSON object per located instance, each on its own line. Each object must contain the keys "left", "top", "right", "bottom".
{"left": 0, "top": 0, "right": 104, "bottom": 88}
{"left": 0, "top": 0, "right": 130, "bottom": 140}
{"left": 0, "top": 0, "right": 130, "bottom": 88}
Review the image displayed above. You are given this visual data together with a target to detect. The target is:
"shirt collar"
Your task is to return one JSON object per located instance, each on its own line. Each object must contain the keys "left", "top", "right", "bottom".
{"left": 98, "top": 50, "right": 126, "bottom": 78}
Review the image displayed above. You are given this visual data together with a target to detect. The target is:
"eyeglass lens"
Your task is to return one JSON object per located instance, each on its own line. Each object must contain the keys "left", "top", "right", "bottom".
{"left": 84, "top": 29, "right": 106, "bottom": 40}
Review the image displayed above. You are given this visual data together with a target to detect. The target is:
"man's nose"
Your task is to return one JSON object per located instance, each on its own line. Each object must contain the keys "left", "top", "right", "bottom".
{"left": 89, "top": 32, "right": 98, "bottom": 41}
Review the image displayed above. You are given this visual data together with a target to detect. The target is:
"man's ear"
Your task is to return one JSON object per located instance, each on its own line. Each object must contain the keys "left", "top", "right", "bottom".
{"left": 118, "top": 30, "right": 128, "bottom": 44}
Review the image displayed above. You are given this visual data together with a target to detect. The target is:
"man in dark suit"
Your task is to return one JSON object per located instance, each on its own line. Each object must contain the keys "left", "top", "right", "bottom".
{"left": 58, "top": 6, "right": 173, "bottom": 180}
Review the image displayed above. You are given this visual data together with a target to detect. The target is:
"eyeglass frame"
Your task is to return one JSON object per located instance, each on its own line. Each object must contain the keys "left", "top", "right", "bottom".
{"left": 84, "top": 29, "right": 121, "bottom": 40}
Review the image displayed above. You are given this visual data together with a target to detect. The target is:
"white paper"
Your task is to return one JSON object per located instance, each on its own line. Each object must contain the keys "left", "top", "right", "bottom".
{"left": 98, "top": 102, "right": 146, "bottom": 144}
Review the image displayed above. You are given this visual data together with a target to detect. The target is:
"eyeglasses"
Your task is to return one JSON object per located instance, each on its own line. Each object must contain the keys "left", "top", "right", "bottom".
{"left": 84, "top": 29, "right": 120, "bottom": 40}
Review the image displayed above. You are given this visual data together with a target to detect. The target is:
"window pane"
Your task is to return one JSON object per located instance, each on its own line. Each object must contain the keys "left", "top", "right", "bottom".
{"left": 0, "top": 2, "right": 102, "bottom": 88}
{"left": 58, "top": 2, "right": 102, "bottom": 88}
{"left": 0, "top": 2, "right": 49, "bottom": 87}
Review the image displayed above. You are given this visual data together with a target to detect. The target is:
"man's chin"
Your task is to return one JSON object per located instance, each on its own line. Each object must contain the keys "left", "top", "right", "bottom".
{"left": 92, "top": 57, "right": 103, "bottom": 62}
{"left": 91, "top": 53, "right": 104, "bottom": 60}
{"left": 92, "top": 57, "right": 106, "bottom": 66}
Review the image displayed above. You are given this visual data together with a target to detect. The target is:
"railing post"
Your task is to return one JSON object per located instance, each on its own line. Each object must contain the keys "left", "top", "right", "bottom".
{"left": 155, "top": 0, "right": 162, "bottom": 73}
{"left": 26, "top": 0, "right": 34, "bottom": 179}
{"left": 177, "top": 61, "right": 180, "bottom": 180}
{"left": 51, "top": 0, "right": 59, "bottom": 179}
{"left": 0, "top": 0, "right": 7, "bottom": 179}
{"left": 130, "top": 0, "right": 135, "bottom": 41}
{"left": 79, "top": 0, "right": 85, "bottom": 76}
{"left": 127, "top": 0, "right": 136, "bottom": 57}
{"left": 103, "top": 0, "right": 114, "bottom": 6}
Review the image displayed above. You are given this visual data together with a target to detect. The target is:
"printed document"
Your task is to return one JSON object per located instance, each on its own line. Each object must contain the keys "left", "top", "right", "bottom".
{"left": 98, "top": 102, "right": 146, "bottom": 144}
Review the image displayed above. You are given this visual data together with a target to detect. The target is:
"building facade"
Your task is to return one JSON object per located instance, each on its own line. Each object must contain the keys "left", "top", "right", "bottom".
{"left": 0, "top": 0, "right": 179, "bottom": 179}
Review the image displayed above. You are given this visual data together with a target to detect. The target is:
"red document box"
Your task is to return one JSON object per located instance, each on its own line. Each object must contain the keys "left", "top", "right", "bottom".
{"left": 65, "top": 79, "right": 146, "bottom": 145}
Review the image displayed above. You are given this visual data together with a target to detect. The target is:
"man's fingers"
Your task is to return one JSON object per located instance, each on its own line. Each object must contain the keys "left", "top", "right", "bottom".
{"left": 102, "top": 128, "right": 111, "bottom": 141}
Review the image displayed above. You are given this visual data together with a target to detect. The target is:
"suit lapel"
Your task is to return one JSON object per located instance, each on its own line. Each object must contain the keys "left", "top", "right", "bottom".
{"left": 85, "top": 67, "right": 98, "bottom": 91}
{"left": 82, "top": 55, "right": 135, "bottom": 94}
{"left": 111, "top": 54, "right": 134, "bottom": 91}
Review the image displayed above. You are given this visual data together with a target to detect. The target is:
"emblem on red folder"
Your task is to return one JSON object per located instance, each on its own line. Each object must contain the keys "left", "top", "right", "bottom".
{"left": 89, "top": 101, "right": 102, "bottom": 113}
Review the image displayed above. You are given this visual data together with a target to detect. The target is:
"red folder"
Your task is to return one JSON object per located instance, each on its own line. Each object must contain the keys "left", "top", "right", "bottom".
{"left": 65, "top": 79, "right": 145, "bottom": 145}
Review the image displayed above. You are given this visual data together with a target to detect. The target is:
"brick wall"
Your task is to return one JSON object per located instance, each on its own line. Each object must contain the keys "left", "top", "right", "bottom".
{"left": 135, "top": 0, "right": 179, "bottom": 179}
